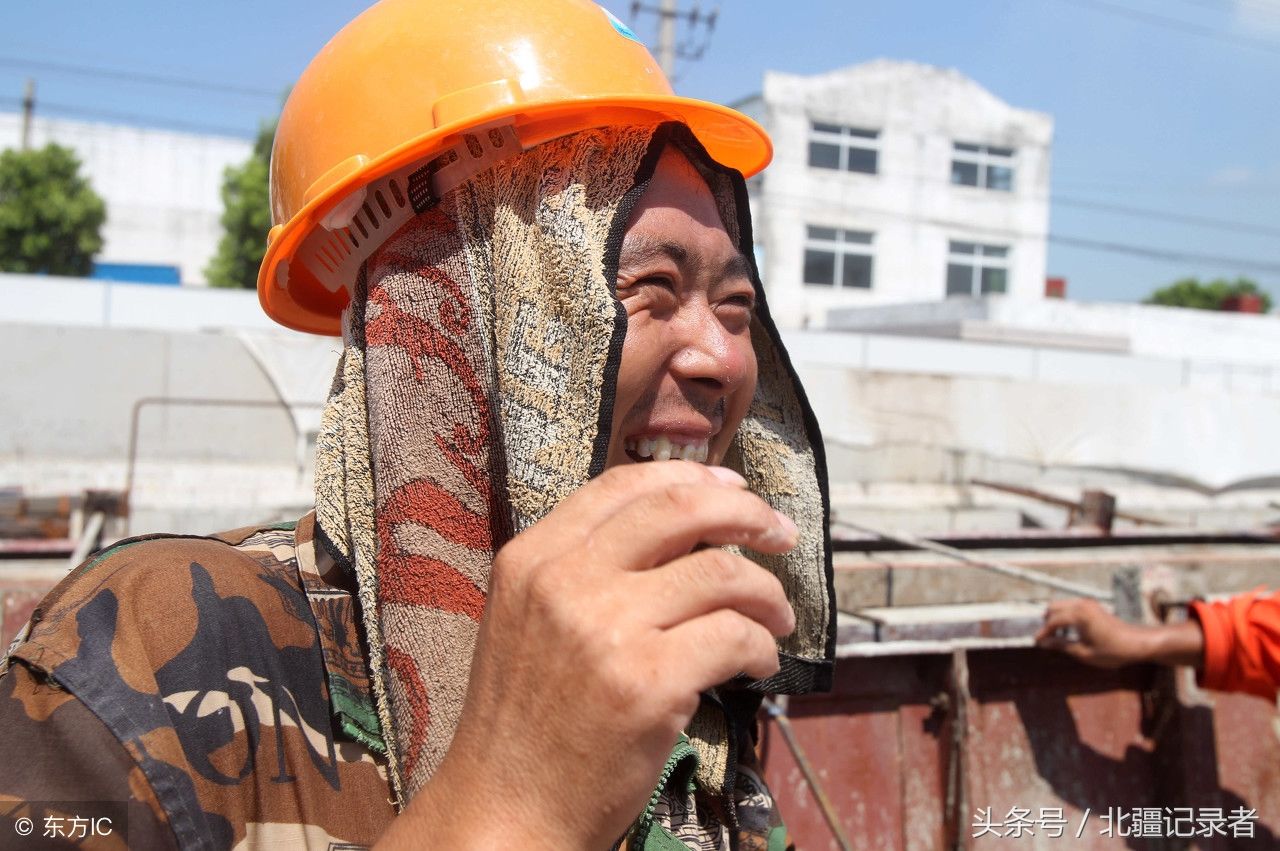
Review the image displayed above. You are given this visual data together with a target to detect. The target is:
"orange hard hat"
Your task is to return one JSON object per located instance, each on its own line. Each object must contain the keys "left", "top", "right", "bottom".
{"left": 258, "top": 0, "right": 772, "bottom": 336}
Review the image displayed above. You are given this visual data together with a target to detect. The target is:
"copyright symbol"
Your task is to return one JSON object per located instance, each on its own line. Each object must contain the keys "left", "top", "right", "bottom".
{"left": 13, "top": 817, "right": 32, "bottom": 836}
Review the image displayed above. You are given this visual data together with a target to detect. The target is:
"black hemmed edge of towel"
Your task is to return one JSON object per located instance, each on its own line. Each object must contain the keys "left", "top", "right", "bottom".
{"left": 667, "top": 123, "right": 838, "bottom": 695}
{"left": 589, "top": 125, "right": 672, "bottom": 479}
{"left": 352, "top": 262, "right": 413, "bottom": 807}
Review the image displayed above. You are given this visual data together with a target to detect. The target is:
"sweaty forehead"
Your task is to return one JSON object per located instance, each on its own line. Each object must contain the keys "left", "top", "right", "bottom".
{"left": 624, "top": 146, "right": 728, "bottom": 236}
{"left": 617, "top": 146, "right": 744, "bottom": 276}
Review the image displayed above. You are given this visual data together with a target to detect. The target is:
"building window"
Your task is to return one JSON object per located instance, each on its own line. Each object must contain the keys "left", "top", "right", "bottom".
{"left": 950, "top": 142, "right": 1015, "bottom": 191}
{"left": 803, "top": 226, "right": 874, "bottom": 289}
{"left": 946, "top": 241, "right": 1009, "bottom": 296}
{"left": 808, "top": 122, "right": 879, "bottom": 175}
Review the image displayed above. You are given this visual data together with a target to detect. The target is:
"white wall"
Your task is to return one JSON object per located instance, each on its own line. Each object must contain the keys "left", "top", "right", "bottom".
{"left": 0, "top": 113, "right": 252, "bottom": 285}
{"left": 6, "top": 271, "right": 1279, "bottom": 532}
{"left": 0, "top": 273, "right": 280, "bottom": 332}
{"left": 0, "top": 320, "right": 335, "bottom": 535}
{"left": 828, "top": 297, "right": 1280, "bottom": 367}
{"left": 786, "top": 329, "right": 1280, "bottom": 489}
{"left": 757, "top": 61, "right": 1053, "bottom": 330}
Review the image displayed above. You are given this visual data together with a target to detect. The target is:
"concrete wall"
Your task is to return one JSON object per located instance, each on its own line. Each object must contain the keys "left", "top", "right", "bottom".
{"left": 786, "top": 328, "right": 1280, "bottom": 490}
{"left": 0, "top": 112, "right": 252, "bottom": 285}
{"left": 781, "top": 328, "right": 1280, "bottom": 397}
{"left": 0, "top": 319, "right": 336, "bottom": 535}
{"left": 829, "top": 296, "right": 1280, "bottom": 366}
{"left": 4, "top": 271, "right": 1279, "bottom": 534}
{"left": 758, "top": 61, "right": 1053, "bottom": 330}
{"left": 0, "top": 273, "right": 279, "bottom": 332}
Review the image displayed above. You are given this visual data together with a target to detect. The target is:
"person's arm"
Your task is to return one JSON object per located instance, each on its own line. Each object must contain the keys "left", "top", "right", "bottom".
{"left": 0, "top": 661, "right": 178, "bottom": 849}
{"left": 375, "top": 461, "right": 799, "bottom": 850}
{"left": 1035, "top": 598, "right": 1204, "bottom": 670}
{"left": 1190, "top": 590, "right": 1280, "bottom": 699}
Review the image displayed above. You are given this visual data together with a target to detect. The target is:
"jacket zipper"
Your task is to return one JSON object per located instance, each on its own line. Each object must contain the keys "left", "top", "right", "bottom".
{"left": 629, "top": 734, "right": 698, "bottom": 848}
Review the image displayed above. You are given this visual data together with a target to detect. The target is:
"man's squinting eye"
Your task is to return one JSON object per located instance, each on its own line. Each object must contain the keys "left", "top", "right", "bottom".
{"left": 716, "top": 287, "right": 756, "bottom": 322}
{"left": 716, "top": 301, "right": 753, "bottom": 333}
{"left": 636, "top": 275, "right": 677, "bottom": 291}
{"left": 618, "top": 275, "right": 679, "bottom": 313}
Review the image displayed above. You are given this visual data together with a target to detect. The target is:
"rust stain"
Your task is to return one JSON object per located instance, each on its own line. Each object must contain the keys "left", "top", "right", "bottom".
{"left": 763, "top": 651, "right": 1280, "bottom": 849}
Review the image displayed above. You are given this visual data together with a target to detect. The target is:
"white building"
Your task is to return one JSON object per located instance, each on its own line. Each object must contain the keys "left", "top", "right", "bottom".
{"left": 738, "top": 60, "right": 1054, "bottom": 330}
{"left": 0, "top": 112, "right": 252, "bottom": 285}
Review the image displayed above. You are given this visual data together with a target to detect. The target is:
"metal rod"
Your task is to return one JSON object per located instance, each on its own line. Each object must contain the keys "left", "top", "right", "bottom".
{"left": 763, "top": 697, "right": 853, "bottom": 851}
{"left": 947, "top": 650, "right": 971, "bottom": 851}
{"left": 123, "top": 396, "right": 323, "bottom": 536}
{"left": 833, "top": 519, "right": 1113, "bottom": 602}
{"left": 67, "top": 511, "right": 105, "bottom": 568}
{"left": 969, "top": 479, "right": 1167, "bottom": 527}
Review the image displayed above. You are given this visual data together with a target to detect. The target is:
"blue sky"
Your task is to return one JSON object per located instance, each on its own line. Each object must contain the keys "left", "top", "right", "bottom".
{"left": 2, "top": 0, "right": 1278, "bottom": 303}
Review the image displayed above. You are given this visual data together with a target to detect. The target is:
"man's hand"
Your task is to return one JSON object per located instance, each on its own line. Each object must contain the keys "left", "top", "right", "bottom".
{"left": 1035, "top": 598, "right": 1204, "bottom": 671}
{"left": 380, "top": 461, "right": 798, "bottom": 850}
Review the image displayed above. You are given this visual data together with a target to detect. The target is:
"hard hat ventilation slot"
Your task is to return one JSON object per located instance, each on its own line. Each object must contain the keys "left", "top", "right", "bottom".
{"left": 407, "top": 169, "right": 436, "bottom": 213}
{"left": 428, "top": 124, "right": 522, "bottom": 202}
{"left": 389, "top": 179, "right": 406, "bottom": 208}
{"left": 294, "top": 122, "right": 521, "bottom": 301}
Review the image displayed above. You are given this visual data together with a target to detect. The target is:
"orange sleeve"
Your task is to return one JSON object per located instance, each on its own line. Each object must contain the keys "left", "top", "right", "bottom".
{"left": 1190, "top": 589, "right": 1280, "bottom": 700}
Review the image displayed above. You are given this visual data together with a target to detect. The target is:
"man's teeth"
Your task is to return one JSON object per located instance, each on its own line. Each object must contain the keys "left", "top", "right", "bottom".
{"left": 626, "top": 435, "right": 710, "bottom": 463}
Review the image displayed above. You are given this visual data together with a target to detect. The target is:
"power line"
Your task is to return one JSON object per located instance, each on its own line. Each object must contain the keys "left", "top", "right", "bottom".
{"left": 1049, "top": 234, "right": 1280, "bottom": 275}
{"left": 0, "top": 54, "right": 280, "bottom": 99}
{"left": 769, "top": 166, "right": 1280, "bottom": 236}
{"left": 762, "top": 189, "right": 1280, "bottom": 279}
{"left": 1047, "top": 0, "right": 1280, "bottom": 56}
{"left": 1055, "top": 196, "right": 1280, "bottom": 238}
{"left": 1167, "top": 0, "right": 1280, "bottom": 17}
{"left": 0, "top": 97, "right": 255, "bottom": 139}
{"left": 629, "top": 1, "right": 718, "bottom": 82}
{"left": 1058, "top": 180, "right": 1280, "bottom": 197}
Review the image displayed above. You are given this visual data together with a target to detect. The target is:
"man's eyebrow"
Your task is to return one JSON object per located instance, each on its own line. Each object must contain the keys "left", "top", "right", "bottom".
{"left": 618, "top": 235, "right": 751, "bottom": 282}
{"left": 618, "top": 235, "right": 688, "bottom": 267}
{"left": 719, "top": 251, "right": 753, "bottom": 283}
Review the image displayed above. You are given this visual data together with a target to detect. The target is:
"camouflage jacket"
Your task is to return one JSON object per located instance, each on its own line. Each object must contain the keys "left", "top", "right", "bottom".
{"left": 0, "top": 514, "right": 789, "bottom": 850}
{"left": 0, "top": 514, "right": 393, "bottom": 849}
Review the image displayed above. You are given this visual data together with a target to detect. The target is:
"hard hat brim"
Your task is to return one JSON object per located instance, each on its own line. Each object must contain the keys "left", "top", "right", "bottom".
{"left": 258, "top": 94, "right": 771, "bottom": 337}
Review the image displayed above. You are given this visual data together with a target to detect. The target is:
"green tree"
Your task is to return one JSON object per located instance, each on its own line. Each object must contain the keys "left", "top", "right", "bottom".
{"left": 0, "top": 143, "right": 105, "bottom": 276}
{"left": 1143, "top": 276, "right": 1273, "bottom": 313}
{"left": 206, "top": 121, "right": 275, "bottom": 289}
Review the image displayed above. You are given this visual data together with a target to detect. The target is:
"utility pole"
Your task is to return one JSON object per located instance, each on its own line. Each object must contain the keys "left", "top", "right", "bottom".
{"left": 21, "top": 78, "right": 35, "bottom": 151}
{"left": 629, "top": 1, "right": 718, "bottom": 84}
{"left": 658, "top": 0, "right": 676, "bottom": 80}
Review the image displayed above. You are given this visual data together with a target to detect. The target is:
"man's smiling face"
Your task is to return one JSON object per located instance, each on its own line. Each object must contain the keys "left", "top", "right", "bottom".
{"left": 605, "top": 146, "right": 758, "bottom": 470}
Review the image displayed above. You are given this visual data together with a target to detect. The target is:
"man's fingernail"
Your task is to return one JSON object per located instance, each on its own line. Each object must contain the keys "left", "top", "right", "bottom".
{"left": 759, "top": 510, "right": 799, "bottom": 549}
{"left": 708, "top": 467, "right": 747, "bottom": 487}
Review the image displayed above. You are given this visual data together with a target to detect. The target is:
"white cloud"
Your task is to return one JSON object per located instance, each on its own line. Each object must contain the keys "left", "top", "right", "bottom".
{"left": 1207, "top": 165, "right": 1257, "bottom": 187}
{"left": 1231, "top": 0, "right": 1280, "bottom": 36}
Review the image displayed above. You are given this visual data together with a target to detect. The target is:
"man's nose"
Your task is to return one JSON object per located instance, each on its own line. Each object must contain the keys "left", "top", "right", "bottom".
{"left": 667, "top": 300, "right": 749, "bottom": 390}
